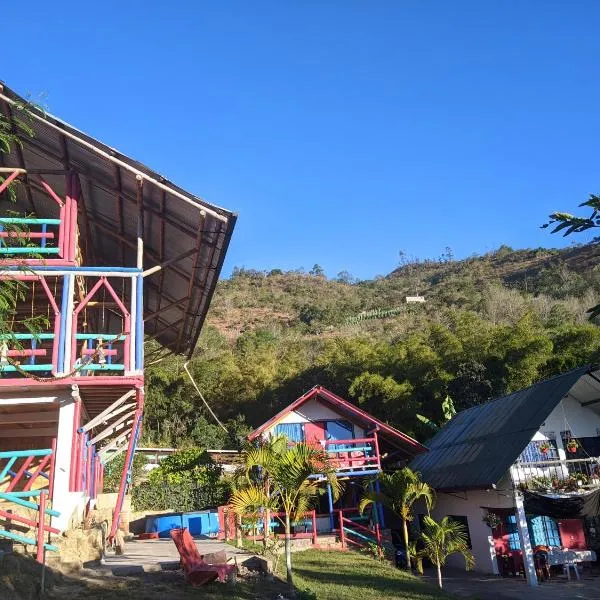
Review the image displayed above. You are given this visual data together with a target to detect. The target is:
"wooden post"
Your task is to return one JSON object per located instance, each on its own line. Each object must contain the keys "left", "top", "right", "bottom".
{"left": 375, "top": 523, "right": 381, "bottom": 546}
{"left": 373, "top": 432, "right": 381, "bottom": 469}
{"left": 311, "top": 510, "right": 317, "bottom": 546}
{"left": 339, "top": 511, "right": 346, "bottom": 549}
{"left": 37, "top": 490, "right": 46, "bottom": 563}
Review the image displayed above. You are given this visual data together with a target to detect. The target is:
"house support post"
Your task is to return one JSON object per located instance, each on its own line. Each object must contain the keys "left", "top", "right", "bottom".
{"left": 54, "top": 391, "right": 78, "bottom": 530}
{"left": 374, "top": 479, "right": 385, "bottom": 528}
{"left": 109, "top": 389, "right": 143, "bottom": 541}
{"left": 514, "top": 489, "right": 538, "bottom": 586}
{"left": 327, "top": 483, "right": 334, "bottom": 530}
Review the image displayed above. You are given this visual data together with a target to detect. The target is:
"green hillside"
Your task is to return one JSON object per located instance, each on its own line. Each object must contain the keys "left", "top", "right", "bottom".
{"left": 142, "top": 243, "right": 600, "bottom": 449}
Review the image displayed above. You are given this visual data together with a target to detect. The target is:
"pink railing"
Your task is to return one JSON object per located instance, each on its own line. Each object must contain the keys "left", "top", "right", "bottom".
{"left": 322, "top": 436, "right": 381, "bottom": 471}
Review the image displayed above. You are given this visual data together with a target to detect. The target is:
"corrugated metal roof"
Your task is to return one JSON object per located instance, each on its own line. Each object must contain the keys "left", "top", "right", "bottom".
{"left": 410, "top": 366, "right": 590, "bottom": 491}
{"left": 0, "top": 83, "right": 236, "bottom": 357}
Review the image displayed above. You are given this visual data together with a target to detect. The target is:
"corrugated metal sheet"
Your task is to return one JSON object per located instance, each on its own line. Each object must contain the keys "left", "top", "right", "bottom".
{"left": 0, "top": 83, "right": 236, "bottom": 357}
{"left": 410, "top": 366, "right": 590, "bottom": 491}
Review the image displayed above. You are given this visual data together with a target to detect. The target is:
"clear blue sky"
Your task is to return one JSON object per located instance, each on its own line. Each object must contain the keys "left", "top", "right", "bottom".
{"left": 4, "top": 2, "right": 599, "bottom": 279}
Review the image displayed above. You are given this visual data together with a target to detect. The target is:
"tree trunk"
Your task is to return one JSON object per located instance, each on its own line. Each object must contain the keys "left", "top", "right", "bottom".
{"left": 402, "top": 518, "right": 411, "bottom": 570}
{"left": 437, "top": 563, "right": 443, "bottom": 588}
{"left": 236, "top": 514, "right": 243, "bottom": 548}
{"left": 263, "top": 508, "right": 270, "bottom": 551}
{"left": 285, "top": 512, "right": 293, "bottom": 586}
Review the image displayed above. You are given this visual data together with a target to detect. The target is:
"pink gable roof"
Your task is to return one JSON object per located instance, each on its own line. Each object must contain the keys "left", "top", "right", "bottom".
{"left": 248, "top": 385, "right": 427, "bottom": 458}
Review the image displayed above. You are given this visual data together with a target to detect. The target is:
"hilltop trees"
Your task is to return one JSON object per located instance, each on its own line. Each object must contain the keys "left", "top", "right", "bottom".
{"left": 141, "top": 248, "right": 600, "bottom": 448}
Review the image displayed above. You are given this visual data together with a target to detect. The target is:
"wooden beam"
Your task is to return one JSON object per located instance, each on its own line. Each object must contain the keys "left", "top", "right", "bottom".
{"left": 0, "top": 427, "right": 56, "bottom": 437}
{"left": 143, "top": 296, "right": 188, "bottom": 322}
{"left": 102, "top": 443, "right": 129, "bottom": 464}
{"left": 80, "top": 389, "right": 136, "bottom": 433}
{"left": 581, "top": 397, "right": 600, "bottom": 407}
{"left": 98, "top": 430, "right": 130, "bottom": 457}
{"left": 0, "top": 412, "right": 58, "bottom": 424}
{"left": 88, "top": 412, "right": 135, "bottom": 446}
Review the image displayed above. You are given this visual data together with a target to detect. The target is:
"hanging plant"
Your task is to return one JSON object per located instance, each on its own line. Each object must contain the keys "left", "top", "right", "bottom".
{"left": 538, "top": 441, "right": 551, "bottom": 455}
{"left": 482, "top": 511, "right": 502, "bottom": 529}
{"left": 566, "top": 439, "right": 579, "bottom": 454}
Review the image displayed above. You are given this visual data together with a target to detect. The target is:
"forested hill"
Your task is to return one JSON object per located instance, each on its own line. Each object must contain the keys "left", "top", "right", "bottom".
{"left": 143, "top": 243, "right": 600, "bottom": 449}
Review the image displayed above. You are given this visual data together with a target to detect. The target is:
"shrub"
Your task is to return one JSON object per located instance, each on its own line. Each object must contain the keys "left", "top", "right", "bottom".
{"left": 131, "top": 447, "right": 229, "bottom": 511}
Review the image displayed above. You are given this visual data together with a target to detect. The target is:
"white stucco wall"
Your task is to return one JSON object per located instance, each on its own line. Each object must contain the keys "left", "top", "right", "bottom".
{"left": 421, "top": 487, "right": 515, "bottom": 573}
{"left": 265, "top": 398, "right": 365, "bottom": 439}
{"left": 539, "top": 397, "right": 600, "bottom": 440}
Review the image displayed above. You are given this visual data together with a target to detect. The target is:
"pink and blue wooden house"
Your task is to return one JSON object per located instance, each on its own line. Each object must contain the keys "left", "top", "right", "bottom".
{"left": 248, "top": 385, "right": 427, "bottom": 533}
{"left": 0, "top": 82, "right": 235, "bottom": 559}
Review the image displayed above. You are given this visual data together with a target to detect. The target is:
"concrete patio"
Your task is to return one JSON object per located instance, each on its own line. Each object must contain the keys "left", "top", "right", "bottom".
{"left": 422, "top": 567, "right": 600, "bottom": 600}
{"left": 88, "top": 537, "right": 252, "bottom": 576}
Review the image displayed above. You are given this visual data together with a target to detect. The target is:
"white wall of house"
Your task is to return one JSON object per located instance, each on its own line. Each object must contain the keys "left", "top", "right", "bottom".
{"left": 0, "top": 388, "right": 87, "bottom": 534}
{"left": 265, "top": 399, "right": 366, "bottom": 439}
{"left": 418, "top": 485, "right": 515, "bottom": 574}
{"left": 539, "top": 397, "right": 600, "bottom": 441}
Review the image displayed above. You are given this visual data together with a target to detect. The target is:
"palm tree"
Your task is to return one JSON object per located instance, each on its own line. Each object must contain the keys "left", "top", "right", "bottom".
{"left": 230, "top": 437, "right": 341, "bottom": 586}
{"left": 359, "top": 467, "right": 435, "bottom": 570}
{"left": 420, "top": 515, "right": 474, "bottom": 588}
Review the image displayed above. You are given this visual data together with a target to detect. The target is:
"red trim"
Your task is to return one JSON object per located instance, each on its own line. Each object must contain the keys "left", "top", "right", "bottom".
{"left": 0, "top": 376, "right": 143, "bottom": 389}
{"left": 247, "top": 385, "right": 427, "bottom": 454}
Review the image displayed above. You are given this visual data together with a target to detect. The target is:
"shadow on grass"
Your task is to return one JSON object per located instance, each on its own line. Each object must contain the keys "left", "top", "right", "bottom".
{"left": 1, "top": 553, "right": 289, "bottom": 600}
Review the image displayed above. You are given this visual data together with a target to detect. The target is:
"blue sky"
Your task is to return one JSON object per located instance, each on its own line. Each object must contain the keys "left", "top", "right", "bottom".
{"left": 4, "top": 2, "right": 599, "bottom": 279}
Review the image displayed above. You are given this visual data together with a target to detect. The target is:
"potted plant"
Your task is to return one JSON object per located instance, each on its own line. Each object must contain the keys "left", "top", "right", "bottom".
{"left": 538, "top": 441, "right": 551, "bottom": 455}
{"left": 482, "top": 511, "right": 501, "bottom": 529}
{"left": 566, "top": 439, "right": 579, "bottom": 454}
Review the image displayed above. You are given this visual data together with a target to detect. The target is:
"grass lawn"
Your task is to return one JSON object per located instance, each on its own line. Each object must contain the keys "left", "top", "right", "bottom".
{"left": 285, "top": 550, "right": 454, "bottom": 600}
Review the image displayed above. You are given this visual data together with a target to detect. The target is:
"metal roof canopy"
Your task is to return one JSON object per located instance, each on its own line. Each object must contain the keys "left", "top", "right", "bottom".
{"left": 0, "top": 83, "right": 236, "bottom": 358}
{"left": 410, "top": 366, "right": 597, "bottom": 491}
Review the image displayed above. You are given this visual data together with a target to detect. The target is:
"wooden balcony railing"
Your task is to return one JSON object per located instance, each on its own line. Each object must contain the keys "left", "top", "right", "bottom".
{"left": 322, "top": 437, "right": 381, "bottom": 472}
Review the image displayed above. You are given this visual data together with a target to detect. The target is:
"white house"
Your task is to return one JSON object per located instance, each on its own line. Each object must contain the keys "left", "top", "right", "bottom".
{"left": 411, "top": 365, "right": 600, "bottom": 584}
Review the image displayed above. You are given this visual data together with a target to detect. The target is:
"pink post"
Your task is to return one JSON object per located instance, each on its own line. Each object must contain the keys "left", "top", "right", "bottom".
{"left": 48, "top": 438, "right": 57, "bottom": 499}
{"left": 69, "top": 192, "right": 77, "bottom": 261}
{"left": 63, "top": 195, "right": 71, "bottom": 262}
{"left": 37, "top": 490, "right": 47, "bottom": 564}
{"left": 109, "top": 406, "right": 142, "bottom": 540}
{"left": 373, "top": 433, "right": 381, "bottom": 469}
{"left": 69, "top": 401, "right": 80, "bottom": 491}
{"left": 58, "top": 204, "right": 65, "bottom": 257}
{"left": 375, "top": 523, "right": 381, "bottom": 546}
{"left": 75, "top": 431, "right": 84, "bottom": 492}
{"left": 339, "top": 511, "right": 346, "bottom": 549}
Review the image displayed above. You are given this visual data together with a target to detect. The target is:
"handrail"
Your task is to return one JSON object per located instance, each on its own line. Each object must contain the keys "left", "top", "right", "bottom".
{"left": 323, "top": 437, "right": 375, "bottom": 446}
{"left": 0, "top": 447, "right": 61, "bottom": 563}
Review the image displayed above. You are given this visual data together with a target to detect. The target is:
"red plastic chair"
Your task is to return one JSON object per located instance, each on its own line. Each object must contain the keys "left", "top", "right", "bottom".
{"left": 170, "top": 527, "right": 236, "bottom": 585}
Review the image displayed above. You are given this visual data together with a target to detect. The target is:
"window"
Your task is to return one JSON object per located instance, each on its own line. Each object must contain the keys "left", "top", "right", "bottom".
{"left": 448, "top": 515, "right": 472, "bottom": 549}
{"left": 506, "top": 515, "right": 520, "bottom": 550}
{"left": 274, "top": 423, "right": 305, "bottom": 443}
{"left": 325, "top": 420, "right": 354, "bottom": 451}
{"left": 518, "top": 434, "right": 557, "bottom": 462}
{"left": 506, "top": 515, "right": 561, "bottom": 550}
{"left": 528, "top": 516, "right": 561, "bottom": 547}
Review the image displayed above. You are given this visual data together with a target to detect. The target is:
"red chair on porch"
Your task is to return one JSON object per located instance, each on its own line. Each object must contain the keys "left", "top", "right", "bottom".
{"left": 170, "top": 527, "right": 236, "bottom": 585}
